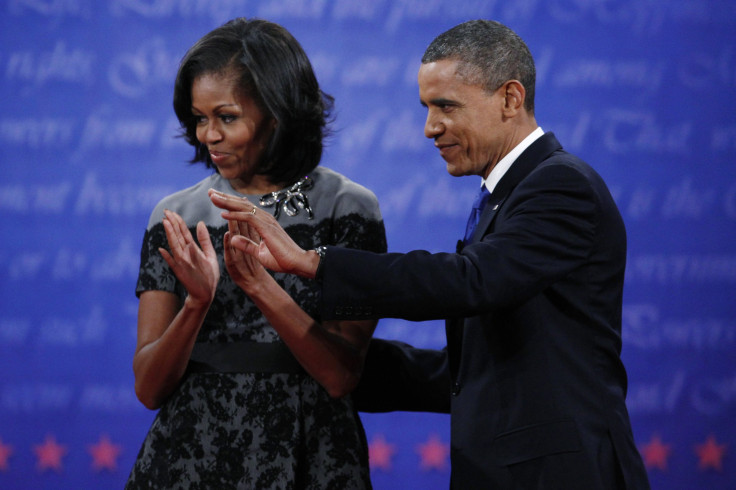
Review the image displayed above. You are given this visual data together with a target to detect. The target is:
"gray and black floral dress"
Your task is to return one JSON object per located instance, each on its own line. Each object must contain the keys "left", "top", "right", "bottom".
{"left": 126, "top": 167, "right": 386, "bottom": 489}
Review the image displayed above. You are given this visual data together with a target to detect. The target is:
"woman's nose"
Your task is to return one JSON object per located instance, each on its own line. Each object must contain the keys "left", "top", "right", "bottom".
{"left": 197, "top": 120, "right": 222, "bottom": 144}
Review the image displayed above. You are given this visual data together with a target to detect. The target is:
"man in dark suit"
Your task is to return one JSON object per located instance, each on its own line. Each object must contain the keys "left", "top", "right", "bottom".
{"left": 212, "top": 19, "right": 650, "bottom": 490}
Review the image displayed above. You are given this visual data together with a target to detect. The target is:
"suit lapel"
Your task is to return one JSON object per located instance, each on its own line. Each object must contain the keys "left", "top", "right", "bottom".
{"left": 471, "top": 195, "right": 506, "bottom": 244}
{"left": 469, "top": 132, "right": 563, "bottom": 245}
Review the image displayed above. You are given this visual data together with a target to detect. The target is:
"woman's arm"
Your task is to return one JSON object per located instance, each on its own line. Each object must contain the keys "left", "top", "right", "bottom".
{"left": 133, "top": 211, "right": 220, "bottom": 409}
{"left": 222, "top": 215, "right": 376, "bottom": 398}
{"left": 244, "top": 269, "right": 376, "bottom": 398}
{"left": 133, "top": 291, "right": 210, "bottom": 409}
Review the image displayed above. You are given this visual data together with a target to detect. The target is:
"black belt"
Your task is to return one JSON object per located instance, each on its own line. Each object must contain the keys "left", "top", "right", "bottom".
{"left": 187, "top": 342, "right": 305, "bottom": 374}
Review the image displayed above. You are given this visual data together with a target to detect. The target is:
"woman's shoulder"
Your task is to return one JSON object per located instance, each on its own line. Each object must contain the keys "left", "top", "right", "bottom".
{"left": 146, "top": 174, "right": 223, "bottom": 227}
{"left": 311, "top": 166, "right": 377, "bottom": 204}
{"left": 307, "top": 166, "right": 383, "bottom": 221}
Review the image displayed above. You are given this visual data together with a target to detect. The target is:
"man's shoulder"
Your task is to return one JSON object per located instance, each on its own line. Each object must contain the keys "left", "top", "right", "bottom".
{"left": 531, "top": 133, "right": 595, "bottom": 175}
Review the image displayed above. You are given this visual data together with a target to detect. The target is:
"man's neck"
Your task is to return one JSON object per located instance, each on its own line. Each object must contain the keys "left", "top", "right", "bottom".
{"left": 483, "top": 126, "right": 544, "bottom": 194}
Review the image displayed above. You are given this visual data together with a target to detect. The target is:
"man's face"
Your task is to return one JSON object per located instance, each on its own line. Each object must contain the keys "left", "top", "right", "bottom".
{"left": 418, "top": 59, "right": 508, "bottom": 179}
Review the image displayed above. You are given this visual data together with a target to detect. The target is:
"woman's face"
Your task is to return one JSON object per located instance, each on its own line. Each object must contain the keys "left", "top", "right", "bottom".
{"left": 191, "top": 72, "right": 275, "bottom": 190}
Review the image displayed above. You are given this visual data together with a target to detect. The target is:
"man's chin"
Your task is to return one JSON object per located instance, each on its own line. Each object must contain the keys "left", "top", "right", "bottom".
{"left": 445, "top": 163, "right": 468, "bottom": 178}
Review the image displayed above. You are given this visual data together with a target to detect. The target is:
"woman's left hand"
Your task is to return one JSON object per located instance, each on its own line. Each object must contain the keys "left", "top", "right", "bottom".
{"left": 222, "top": 217, "right": 268, "bottom": 294}
{"left": 209, "top": 188, "right": 316, "bottom": 277}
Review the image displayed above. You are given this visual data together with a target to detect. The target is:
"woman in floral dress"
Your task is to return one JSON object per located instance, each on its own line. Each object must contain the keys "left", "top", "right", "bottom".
{"left": 126, "top": 18, "right": 386, "bottom": 489}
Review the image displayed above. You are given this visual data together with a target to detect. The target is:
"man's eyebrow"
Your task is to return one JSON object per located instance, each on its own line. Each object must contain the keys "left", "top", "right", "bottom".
{"left": 420, "top": 97, "right": 457, "bottom": 107}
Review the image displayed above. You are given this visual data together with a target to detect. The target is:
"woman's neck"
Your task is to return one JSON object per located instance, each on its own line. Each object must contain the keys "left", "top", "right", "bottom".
{"left": 227, "top": 174, "right": 284, "bottom": 195}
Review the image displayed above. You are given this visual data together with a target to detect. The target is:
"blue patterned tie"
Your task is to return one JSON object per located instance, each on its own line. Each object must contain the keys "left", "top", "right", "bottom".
{"left": 463, "top": 186, "right": 491, "bottom": 243}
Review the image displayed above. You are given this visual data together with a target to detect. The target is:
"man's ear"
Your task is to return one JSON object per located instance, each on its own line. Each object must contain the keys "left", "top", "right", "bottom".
{"left": 502, "top": 80, "right": 526, "bottom": 116}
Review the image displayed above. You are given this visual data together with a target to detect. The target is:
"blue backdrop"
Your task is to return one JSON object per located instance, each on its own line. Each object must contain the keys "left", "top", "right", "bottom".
{"left": 1, "top": 1, "right": 735, "bottom": 489}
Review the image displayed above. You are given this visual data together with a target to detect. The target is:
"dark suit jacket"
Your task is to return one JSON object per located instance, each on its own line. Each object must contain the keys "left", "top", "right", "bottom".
{"left": 320, "top": 133, "right": 650, "bottom": 489}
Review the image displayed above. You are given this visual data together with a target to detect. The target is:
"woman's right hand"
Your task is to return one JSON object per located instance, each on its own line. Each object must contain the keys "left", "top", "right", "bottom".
{"left": 159, "top": 209, "right": 220, "bottom": 305}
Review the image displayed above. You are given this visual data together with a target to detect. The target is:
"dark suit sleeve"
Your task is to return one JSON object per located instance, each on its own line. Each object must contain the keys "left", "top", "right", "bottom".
{"left": 319, "top": 162, "right": 605, "bottom": 322}
{"left": 352, "top": 338, "right": 451, "bottom": 413}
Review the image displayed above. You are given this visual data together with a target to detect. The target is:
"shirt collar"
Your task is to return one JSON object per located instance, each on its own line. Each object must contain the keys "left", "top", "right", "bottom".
{"left": 482, "top": 126, "right": 544, "bottom": 194}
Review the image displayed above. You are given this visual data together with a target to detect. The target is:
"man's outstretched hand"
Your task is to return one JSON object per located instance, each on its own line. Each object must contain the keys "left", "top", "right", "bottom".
{"left": 208, "top": 188, "right": 320, "bottom": 279}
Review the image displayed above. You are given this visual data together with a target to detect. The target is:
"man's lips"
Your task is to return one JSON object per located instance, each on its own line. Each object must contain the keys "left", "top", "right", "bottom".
{"left": 436, "top": 142, "right": 458, "bottom": 158}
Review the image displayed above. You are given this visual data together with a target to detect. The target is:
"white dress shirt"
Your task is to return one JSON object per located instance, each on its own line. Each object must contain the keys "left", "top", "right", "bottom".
{"left": 482, "top": 126, "right": 545, "bottom": 194}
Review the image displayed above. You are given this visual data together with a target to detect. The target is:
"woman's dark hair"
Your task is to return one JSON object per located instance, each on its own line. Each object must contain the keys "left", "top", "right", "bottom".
{"left": 173, "top": 18, "right": 334, "bottom": 185}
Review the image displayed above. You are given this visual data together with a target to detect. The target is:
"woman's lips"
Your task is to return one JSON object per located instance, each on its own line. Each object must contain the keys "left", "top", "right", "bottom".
{"left": 209, "top": 150, "right": 229, "bottom": 165}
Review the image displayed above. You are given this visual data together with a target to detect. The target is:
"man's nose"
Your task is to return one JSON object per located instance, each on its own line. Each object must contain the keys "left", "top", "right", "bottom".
{"left": 424, "top": 114, "right": 444, "bottom": 139}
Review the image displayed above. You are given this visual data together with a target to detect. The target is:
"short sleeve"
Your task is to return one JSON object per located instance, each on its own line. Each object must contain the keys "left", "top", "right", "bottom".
{"left": 135, "top": 219, "right": 184, "bottom": 299}
{"left": 332, "top": 191, "right": 387, "bottom": 254}
{"left": 328, "top": 176, "right": 387, "bottom": 254}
